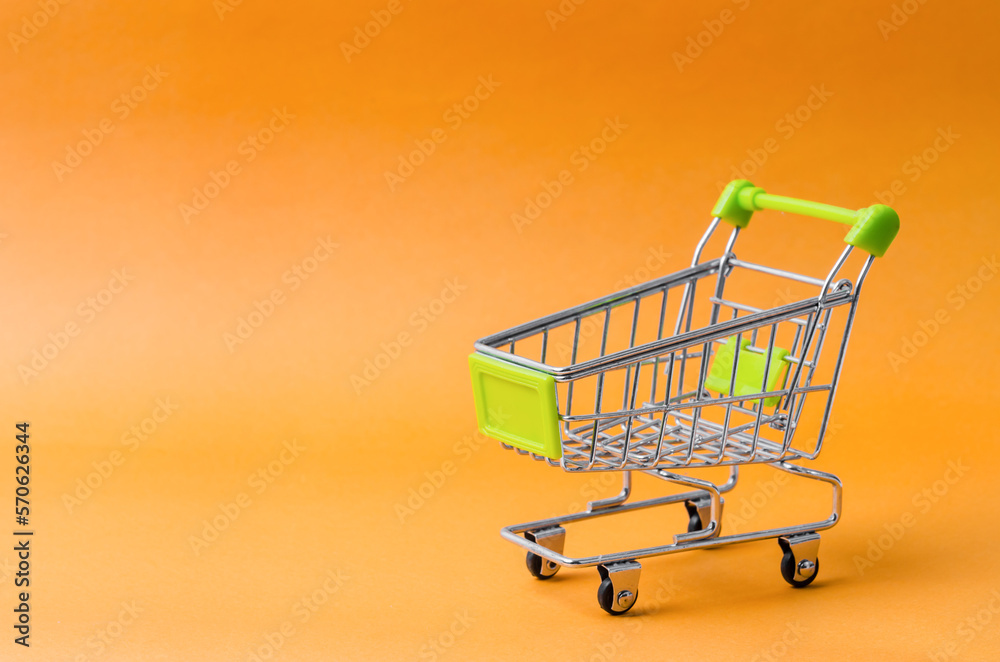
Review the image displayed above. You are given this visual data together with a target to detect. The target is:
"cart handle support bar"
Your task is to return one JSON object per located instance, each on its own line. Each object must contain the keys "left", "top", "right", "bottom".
{"left": 712, "top": 180, "right": 899, "bottom": 257}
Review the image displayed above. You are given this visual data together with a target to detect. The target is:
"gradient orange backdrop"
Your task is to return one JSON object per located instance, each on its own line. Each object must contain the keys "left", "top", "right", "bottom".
{"left": 1, "top": 0, "right": 999, "bottom": 659}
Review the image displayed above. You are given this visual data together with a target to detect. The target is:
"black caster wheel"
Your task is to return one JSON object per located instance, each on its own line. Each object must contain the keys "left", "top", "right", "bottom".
{"left": 686, "top": 511, "right": 703, "bottom": 533}
{"left": 524, "top": 527, "right": 565, "bottom": 580}
{"left": 597, "top": 577, "right": 637, "bottom": 616}
{"left": 780, "top": 551, "right": 819, "bottom": 588}
{"left": 596, "top": 561, "right": 641, "bottom": 615}
{"left": 683, "top": 497, "right": 722, "bottom": 535}
{"left": 525, "top": 552, "right": 560, "bottom": 580}
{"left": 778, "top": 533, "right": 820, "bottom": 588}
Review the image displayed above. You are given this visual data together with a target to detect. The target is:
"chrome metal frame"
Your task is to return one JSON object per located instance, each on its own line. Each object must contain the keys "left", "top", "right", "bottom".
{"left": 502, "top": 462, "right": 842, "bottom": 568}
{"left": 473, "top": 216, "right": 874, "bottom": 611}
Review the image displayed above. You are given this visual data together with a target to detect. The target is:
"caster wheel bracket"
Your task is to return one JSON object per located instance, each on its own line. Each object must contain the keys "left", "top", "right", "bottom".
{"left": 525, "top": 526, "right": 565, "bottom": 580}
{"left": 779, "top": 532, "right": 820, "bottom": 587}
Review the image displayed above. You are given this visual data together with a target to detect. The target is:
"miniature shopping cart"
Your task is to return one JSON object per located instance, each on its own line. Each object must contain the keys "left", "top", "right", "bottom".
{"left": 469, "top": 180, "right": 899, "bottom": 614}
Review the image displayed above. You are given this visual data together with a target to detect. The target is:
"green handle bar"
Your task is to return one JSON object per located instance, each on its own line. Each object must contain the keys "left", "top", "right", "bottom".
{"left": 711, "top": 179, "right": 900, "bottom": 257}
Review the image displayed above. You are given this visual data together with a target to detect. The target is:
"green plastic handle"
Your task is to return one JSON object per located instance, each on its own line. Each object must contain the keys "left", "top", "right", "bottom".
{"left": 711, "top": 180, "right": 900, "bottom": 257}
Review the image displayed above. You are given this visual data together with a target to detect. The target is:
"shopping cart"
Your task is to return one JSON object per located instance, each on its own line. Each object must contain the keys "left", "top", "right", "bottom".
{"left": 469, "top": 180, "right": 899, "bottom": 614}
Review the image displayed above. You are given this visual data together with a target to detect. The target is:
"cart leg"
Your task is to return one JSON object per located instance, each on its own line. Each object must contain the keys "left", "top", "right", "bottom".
{"left": 524, "top": 526, "right": 566, "bottom": 580}
{"left": 719, "top": 465, "right": 740, "bottom": 493}
{"left": 778, "top": 532, "right": 820, "bottom": 588}
{"left": 587, "top": 471, "right": 632, "bottom": 512}
{"left": 654, "top": 469, "right": 723, "bottom": 543}
{"left": 596, "top": 561, "right": 641, "bottom": 615}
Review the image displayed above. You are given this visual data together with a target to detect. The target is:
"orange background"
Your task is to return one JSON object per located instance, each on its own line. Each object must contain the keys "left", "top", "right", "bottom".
{"left": 2, "top": 0, "right": 999, "bottom": 659}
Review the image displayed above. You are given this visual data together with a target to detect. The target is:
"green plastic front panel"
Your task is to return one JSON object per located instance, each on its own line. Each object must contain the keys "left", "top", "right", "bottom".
{"left": 468, "top": 353, "right": 562, "bottom": 460}
{"left": 705, "top": 337, "right": 791, "bottom": 407}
